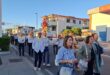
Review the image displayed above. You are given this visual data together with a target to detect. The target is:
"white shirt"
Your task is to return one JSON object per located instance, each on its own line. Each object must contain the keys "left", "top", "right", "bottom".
{"left": 58, "top": 39, "right": 63, "bottom": 47}
{"left": 27, "top": 36, "right": 34, "bottom": 43}
{"left": 42, "top": 36, "right": 49, "bottom": 47}
{"left": 32, "top": 37, "right": 45, "bottom": 53}
{"left": 14, "top": 35, "right": 18, "bottom": 40}
{"left": 52, "top": 38, "right": 58, "bottom": 45}
{"left": 18, "top": 36, "right": 25, "bottom": 43}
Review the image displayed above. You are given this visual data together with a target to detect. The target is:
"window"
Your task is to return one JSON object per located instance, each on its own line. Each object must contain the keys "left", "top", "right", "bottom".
{"left": 73, "top": 20, "right": 76, "bottom": 24}
{"left": 83, "top": 27, "right": 89, "bottom": 29}
{"left": 79, "top": 21, "right": 81, "bottom": 24}
{"left": 52, "top": 19, "right": 56, "bottom": 22}
{"left": 66, "top": 26, "right": 72, "bottom": 29}
{"left": 52, "top": 26, "right": 56, "bottom": 31}
{"left": 67, "top": 19, "right": 70, "bottom": 23}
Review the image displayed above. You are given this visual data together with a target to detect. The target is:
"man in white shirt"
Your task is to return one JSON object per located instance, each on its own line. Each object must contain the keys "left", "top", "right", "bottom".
{"left": 27, "top": 31, "right": 34, "bottom": 56}
{"left": 14, "top": 34, "right": 18, "bottom": 45}
{"left": 53, "top": 37, "right": 58, "bottom": 55}
{"left": 42, "top": 32, "right": 50, "bottom": 66}
{"left": 32, "top": 32, "right": 45, "bottom": 70}
{"left": 18, "top": 33, "right": 26, "bottom": 56}
{"left": 58, "top": 35, "right": 64, "bottom": 49}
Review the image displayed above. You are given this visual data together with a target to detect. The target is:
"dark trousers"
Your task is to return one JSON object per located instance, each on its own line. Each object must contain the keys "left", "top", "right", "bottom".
{"left": 10, "top": 39, "right": 14, "bottom": 44}
{"left": 28, "top": 43, "right": 33, "bottom": 56}
{"left": 18, "top": 43, "right": 24, "bottom": 56}
{"left": 84, "top": 60, "right": 94, "bottom": 75}
{"left": 15, "top": 39, "right": 18, "bottom": 45}
{"left": 94, "top": 73, "right": 100, "bottom": 75}
{"left": 34, "top": 51, "right": 43, "bottom": 68}
{"left": 43, "top": 47, "right": 50, "bottom": 64}
{"left": 53, "top": 45, "right": 58, "bottom": 55}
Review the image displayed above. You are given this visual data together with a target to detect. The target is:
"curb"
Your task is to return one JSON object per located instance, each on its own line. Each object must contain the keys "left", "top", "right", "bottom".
{"left": 0, "top": 51, "right": 10, "bottom": 55}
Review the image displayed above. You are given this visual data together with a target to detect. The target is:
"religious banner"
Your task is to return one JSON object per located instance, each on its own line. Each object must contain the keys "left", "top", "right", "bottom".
{"left": 42, "top": 17, "right": 48, "bottom": 33}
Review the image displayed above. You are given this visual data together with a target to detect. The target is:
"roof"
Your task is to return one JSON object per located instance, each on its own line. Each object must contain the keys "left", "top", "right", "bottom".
{"left": 88, "top": 4, "right": 110, "bottom": 15}
{"left": 42, "top": 14, "right": 89, "bottom": 21}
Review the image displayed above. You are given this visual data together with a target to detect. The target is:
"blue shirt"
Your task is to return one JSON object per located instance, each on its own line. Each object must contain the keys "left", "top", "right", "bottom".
{"left": 55, "top": 46, "right": 76, "bottom": 68}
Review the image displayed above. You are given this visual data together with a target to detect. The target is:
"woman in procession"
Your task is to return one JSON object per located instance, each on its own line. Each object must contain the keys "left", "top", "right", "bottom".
{"left": 32, "top": 32, "right": 45, "bottom": 71}
{"left": 27, "top": 31, "right": 34, "bottom": 57}
{"left": 92, "top": 33, "right": 104, "bottom": 75}
{"left": 78, "top": 36, "right": 96, "bottom": 75}
{"left": 17, "top": 32, "right": 26, "bottom": 56}
{"left": 55, "top": 35, "right": 78, "bottom": 75}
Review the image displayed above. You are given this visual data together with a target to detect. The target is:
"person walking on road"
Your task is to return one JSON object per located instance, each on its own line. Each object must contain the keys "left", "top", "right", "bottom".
{"left": 32, "top": 32, "right": 45, "bottom": 71}
{"left": 18, "top": 33, "right": 26, "bottom": 56}
{"left": 53, "top": 37, "right": 59, "bottom": 55}
{"left": 42, "top": 32, "right": 51, "bottom": 66}
{"left": 27, "top": 31, "right": 34, "bottom": 57}
{"left": 78, "top": 36, "right": 96, "bottom": 75}
{"left": 55, "top": 35, "right": 78, "bottom": 75}
{"left": 92, "top": 33, "right": 104, "bottom": 75}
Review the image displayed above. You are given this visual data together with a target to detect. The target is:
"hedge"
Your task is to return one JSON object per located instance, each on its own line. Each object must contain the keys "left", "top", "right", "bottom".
{"left": 0, "top": 36, "right": 10, "bottom": 51}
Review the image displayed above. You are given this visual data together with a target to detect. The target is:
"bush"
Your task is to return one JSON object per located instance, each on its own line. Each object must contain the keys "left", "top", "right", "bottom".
{"left": 0, "top": 36, "right": 10, "bottom": 51}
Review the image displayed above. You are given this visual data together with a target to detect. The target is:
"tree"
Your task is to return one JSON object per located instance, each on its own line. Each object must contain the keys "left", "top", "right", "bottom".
{"left": 61, "top": 29, "right": 73, "bottom": 37}
{"left": 71, "top": 27, "right": 82, "bottom": 36}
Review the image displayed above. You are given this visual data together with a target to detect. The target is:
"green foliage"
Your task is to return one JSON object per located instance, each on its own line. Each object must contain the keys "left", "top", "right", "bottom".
{"left": 0, "top": 36, "right": 10, "bottom": 51}
{"left": 71, "top": 27, "right": 82, "bottom": 36}
{"left": 61, "top": 29, "right": 73, "bottom": 36}
{"left": 61, "top": 27, "right": 82, "bottom": 36}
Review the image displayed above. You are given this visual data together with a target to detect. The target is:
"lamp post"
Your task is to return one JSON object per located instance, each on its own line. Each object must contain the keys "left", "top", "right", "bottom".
{"left": 35, "top": 13, "right": 38, "bottom": 29}
{"left": 0, "top": 0, "right": 2, "bottom": 37}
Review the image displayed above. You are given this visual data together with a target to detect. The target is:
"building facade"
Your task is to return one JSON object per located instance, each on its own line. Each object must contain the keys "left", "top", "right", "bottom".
{"left": 88, "top": 4, "right": 110, "bottom": 41}
{"left": 6, "top": 26, "right": 35, "bottom": 35}
{"left": 42, "top": 14, "right": 89, "bottom": 36}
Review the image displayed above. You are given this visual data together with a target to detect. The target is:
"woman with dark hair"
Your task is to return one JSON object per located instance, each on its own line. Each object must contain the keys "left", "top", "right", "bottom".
{"left": 92, "top": 33, "right": 104, "bottom": 75}
{"left": 55, "top": 36, "right": 78, "bottom": 75}
{"left": 78, "top": 36, "right": 95, "bottom": 75}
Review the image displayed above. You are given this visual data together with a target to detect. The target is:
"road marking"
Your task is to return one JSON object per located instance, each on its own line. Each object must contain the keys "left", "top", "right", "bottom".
{"left": 45, "top": 69, "right": 54, "bottom": 75}
{"left": 24, "top": 56, "right": 45, "bottom": 75}
{"left": 11, "top": 45, "right": 54, "bottom": 75}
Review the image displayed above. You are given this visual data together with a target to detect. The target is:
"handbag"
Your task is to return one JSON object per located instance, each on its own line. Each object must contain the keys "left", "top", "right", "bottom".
{"left": 79, "top": 45, "right": 88, "bottom": 71}
{"left": 95, "top": 43, "right": 104, "bottom": 54}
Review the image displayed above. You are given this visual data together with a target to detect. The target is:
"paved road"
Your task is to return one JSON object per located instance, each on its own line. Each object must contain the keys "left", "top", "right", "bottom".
{"left": 100, "top": 42, "right": 110, "bottom": 75}
{"left": 11, "top": 44, "right": 59, "bottom": 75}
{"left": 6, "top": 42, "right": 110, "bottom": 75}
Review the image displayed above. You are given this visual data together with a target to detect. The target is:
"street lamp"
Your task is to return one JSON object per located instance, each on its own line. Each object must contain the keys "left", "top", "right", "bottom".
{"left": 0, "top": 0, "right": 2, "bottom": 37}
{"left": 35, "top": 13, "right": 38, "bottom": 29}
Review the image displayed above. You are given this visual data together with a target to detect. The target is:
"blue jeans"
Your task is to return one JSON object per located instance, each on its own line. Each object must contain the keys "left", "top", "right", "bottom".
{"left": 43, "top": 47, "right": 50, "bottom": 64}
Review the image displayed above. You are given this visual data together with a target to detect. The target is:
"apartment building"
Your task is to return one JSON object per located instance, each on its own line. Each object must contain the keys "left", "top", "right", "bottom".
{"left": 6, "top": 25, "right": 35, "bottom": 35}
{"left": 42, "top": 14, "right": 89, "bottom": 36}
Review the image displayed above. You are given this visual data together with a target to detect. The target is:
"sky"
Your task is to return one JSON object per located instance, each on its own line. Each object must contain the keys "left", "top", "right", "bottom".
{"left": 2, "top": 0, "right": 110, "bottom": 29}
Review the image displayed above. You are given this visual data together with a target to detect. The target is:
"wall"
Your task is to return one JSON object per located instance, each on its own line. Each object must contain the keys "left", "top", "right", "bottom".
{"left": 91, "top": 13, "right": 110, "bottom": 30}
{"left": 91, "top": 13, "right": 110, "bottom": 41}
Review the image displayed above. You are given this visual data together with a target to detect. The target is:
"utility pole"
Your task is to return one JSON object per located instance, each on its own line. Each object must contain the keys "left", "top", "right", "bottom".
{"left": 35, "top": 13, "right": 38, "bottom": 29}
{"left": 0, "top": 0, "right": 2, "bottom": 37}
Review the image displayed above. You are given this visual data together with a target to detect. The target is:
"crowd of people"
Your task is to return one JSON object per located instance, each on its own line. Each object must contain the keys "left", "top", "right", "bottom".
{"left": 10, "top": 31, "right": 104, "bottom": 75}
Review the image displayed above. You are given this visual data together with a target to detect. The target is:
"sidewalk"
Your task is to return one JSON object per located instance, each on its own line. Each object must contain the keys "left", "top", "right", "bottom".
{"left": 0, "top": 46, "right": 37, "bottom": 75}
